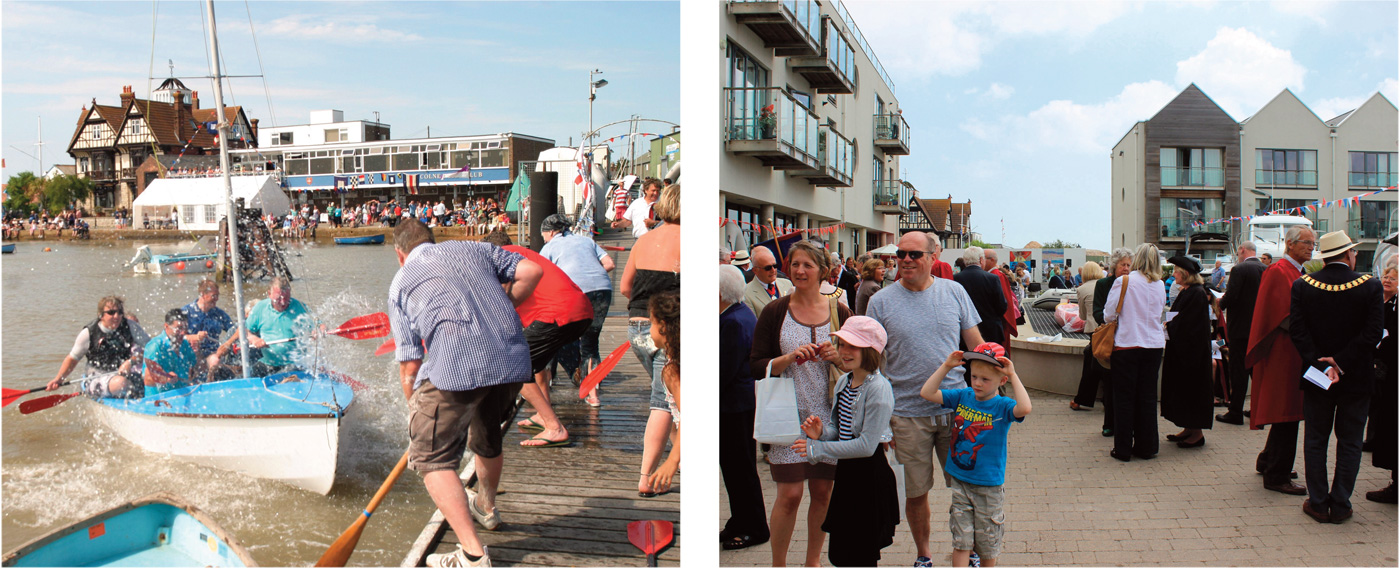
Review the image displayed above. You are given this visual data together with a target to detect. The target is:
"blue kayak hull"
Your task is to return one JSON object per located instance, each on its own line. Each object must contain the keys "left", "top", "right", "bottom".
{"left": 1, "top": 243, "right": 14, "bottom": 254}
{"left": 2, "top": 492, "right": 256, "bottom": 567}
{"left": 333, "top": 235, "right": 384, "bottom": 245}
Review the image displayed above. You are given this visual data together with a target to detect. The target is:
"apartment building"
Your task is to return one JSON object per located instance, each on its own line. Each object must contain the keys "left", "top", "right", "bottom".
{"left": 1111, "top": 84, "right": 1397, "bottom": 269}
{"left": 719, "top": 0, "right": 910, "bottom": 258}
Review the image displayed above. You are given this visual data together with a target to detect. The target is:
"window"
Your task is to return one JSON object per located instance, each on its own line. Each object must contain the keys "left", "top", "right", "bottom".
{"left": 1256, "top": 149, "right": 1317, "bottom": 186}
{"left": 274, "top": 132, "right": 293, "bottom": 146}
{"left": 204, "top": 204, "right": 217, "bottom": 224}
{"left": 727, "top": 41, "right": 769, "bottom": 89}
{"left": 1160, "top": 147, "right": 1223, "bottom": 187}
{"left": 1349, "top": 151, "right": 1398, "bottom": 188}
{"left": 1159, "top": 197, "right": 1223, "bottom": 237}
{"left": 183, "top": 205, "right": 195, "bottom": 225}
{"left": 325, "top": 129, "right": 343, "bottom": 143}
{"left": 788, "top": 86, "right": 811, "bottom": 111}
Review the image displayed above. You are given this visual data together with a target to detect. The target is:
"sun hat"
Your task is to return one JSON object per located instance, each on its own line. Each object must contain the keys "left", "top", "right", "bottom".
{"left": 830, "top": 316, "right": 888, "bottom": 353}
{"left": 731, "top": 250, "right": 752, "bottom": 267}
{"left": 962, "top": 342, "right": 1006, "bottom": 367}
{"left": 1166, "top": 255, "right": 1202, "bottom": 275}
{"left": 1318, "top": 230, "right": 1359, "bottom": 258}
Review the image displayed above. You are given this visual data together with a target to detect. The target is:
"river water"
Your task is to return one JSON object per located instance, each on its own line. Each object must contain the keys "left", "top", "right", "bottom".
{"left": 2, "top": 238, "right": 444, "bottom": 566}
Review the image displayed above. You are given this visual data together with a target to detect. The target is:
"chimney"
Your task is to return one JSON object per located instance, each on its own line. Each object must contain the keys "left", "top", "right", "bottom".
{"left": 119, "top": 85, "right": 135, "bottom": 105}
{"left": 250, "top": 118, "right": 260, "bottom": 142}
{"left": 192, "top": 91, "right": 199, "bottom": 110}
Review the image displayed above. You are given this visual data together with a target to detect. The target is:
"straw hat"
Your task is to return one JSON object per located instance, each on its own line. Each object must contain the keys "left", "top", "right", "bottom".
{"left": 1318, "top": 230, "right": 1359, "bottom": 258}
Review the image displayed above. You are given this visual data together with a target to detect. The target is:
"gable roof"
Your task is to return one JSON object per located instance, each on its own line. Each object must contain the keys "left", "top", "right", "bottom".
{"left": 1149, "top": 83, "right": 1237, "bottom": 124}
{"left": 915, "top": 197, "right": 949, "bottom": 231}
{"left": 949, "top": 202, "right": 971, "bottom": 233}
{"left": 1324, "top": 109, "right": 1355, "bottom": 127}
{"left": 1327, "top": 92, "right": 1397, "bottom": 128}
{"left": 1247, "top": 88, "right": 1325, "bottom": 126}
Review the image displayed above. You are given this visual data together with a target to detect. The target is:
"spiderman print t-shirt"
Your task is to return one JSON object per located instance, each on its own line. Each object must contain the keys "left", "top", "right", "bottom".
{"left": 939, "top": 388, "right": 1023, "bottom": 486}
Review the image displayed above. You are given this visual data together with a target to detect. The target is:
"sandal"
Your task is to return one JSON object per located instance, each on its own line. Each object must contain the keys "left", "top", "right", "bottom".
{"left": 722, "top": 534, "right": 769, "bottom": 551}
{"left": 516, "top": 418, "right": 545, "bottom": 432}
{"left": 520, "top": 434, "right": 571, "bottom": 448}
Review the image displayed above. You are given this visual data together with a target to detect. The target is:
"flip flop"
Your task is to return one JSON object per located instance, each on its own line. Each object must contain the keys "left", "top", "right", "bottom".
{"left": 520, "top": 434, "right": 571, "bottom": 448}
{"left": 517, "top": 418, "right": 545, "bottom": 432}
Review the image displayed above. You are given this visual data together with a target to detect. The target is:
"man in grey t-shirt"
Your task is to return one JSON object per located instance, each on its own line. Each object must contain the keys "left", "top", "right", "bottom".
{"left": 866, "top": 231, "right": 984, "bottom": 567}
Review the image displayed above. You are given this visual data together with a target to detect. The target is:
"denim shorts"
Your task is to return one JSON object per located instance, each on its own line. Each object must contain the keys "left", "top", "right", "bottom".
{"left": 628, "top": 320, "right": 669, "bottom": 411}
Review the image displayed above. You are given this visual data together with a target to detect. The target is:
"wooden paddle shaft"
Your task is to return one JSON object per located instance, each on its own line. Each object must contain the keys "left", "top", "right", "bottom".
{"left": 367, "top": 451, "right": 410, "bottom": 515}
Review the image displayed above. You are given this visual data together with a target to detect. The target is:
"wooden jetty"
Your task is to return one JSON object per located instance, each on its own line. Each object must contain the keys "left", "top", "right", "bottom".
{"left": 402, "top": 229, "right": 680, "bottom": 567}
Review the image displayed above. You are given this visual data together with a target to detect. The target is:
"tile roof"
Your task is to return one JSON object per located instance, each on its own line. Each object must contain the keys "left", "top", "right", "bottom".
{"left": 949, "top": 202, "right": 971, "bottom": 233}
{"left": 916, "top": 197, "right": 950, "bottom": 231}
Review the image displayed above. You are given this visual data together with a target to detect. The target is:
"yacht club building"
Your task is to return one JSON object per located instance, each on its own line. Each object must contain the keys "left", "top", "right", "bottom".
{"left": 720, "top": 0, "right": 911, "bottom": 258}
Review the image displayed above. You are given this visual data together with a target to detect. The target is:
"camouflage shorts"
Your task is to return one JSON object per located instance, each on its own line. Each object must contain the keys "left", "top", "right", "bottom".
{"left": 949, "top": 477, "right": 1006, "bottom": 559}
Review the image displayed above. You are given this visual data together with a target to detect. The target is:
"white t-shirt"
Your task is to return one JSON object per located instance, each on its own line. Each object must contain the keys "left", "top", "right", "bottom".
{"left": 622, "top": 198, "right": 656, "bottom": 237}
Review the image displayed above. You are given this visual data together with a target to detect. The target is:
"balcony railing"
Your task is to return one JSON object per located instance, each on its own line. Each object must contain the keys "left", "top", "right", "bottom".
{"left": 84, "top": 170, "right": 116, "bottom": 181}
{"left": 873, "top": 112, "right": 910, "bottom": 155}
{"left": 119, "top": 167, "right": 136, "bottom": 180}
{"left": 792, "top": 125, "right": 853, "bottom": 187}
{"left": 1348, "top": 171, "right": 1398, "bottom": 189}
{"left": 728, "top": 0, "right": 821, "bottom": 56}
{"left": 725, "top": 87, "right": 818, "bottom": 170}
{"left": 832, "top": 0, "right": 893, "bottom": 93}
{"left": 1161, "top": 167, "right": 1224, "bottom": 188}
{"left": 1159, "top": 217, "right": 1229, "bottom": 238}
{"left": 874, "top": 180, "right": 903, "bottom": 214}
{"left": 1348, "top": 218, "right": 1398, "bottom": 240}
{"left": 788, "top": 16, "right": 855, "bottom": 94}
{"left": 1255, "top": 169, "right": 1317, "bottom": 186}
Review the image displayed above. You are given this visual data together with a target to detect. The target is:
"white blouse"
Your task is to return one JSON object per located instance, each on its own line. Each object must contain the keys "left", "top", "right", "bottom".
{"left": 1103, "top": 271, "right": 1167, "bottom": 349}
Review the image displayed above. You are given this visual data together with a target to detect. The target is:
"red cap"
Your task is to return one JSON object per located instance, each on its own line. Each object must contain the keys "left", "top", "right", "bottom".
{"left": 962, "top": 342, "right": 1006, "bottom": 367}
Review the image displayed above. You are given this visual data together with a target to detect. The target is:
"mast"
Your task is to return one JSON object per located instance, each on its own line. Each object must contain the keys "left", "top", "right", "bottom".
{"left": 204, "top": 0, "right": 251, "bottom": 374}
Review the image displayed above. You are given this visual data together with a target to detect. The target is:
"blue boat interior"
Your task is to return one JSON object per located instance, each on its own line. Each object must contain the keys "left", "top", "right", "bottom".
{"left": 97, "top": 371, "right": 355, "bottom": 418}
{"left": 8, "top": 503, "right": 248, "bottom": 567}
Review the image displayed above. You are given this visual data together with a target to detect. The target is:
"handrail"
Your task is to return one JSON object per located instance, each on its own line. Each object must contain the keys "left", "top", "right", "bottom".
{"left": 833, "top": 0, "right": 893, "bottom": 94}
{"left": 724, "top": 87, "right": 818, "bottom": 159}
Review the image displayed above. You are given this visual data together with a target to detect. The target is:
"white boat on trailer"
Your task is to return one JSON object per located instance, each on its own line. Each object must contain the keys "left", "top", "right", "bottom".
{"left": 90, "top": 370, "right": 356, "bottom": 495}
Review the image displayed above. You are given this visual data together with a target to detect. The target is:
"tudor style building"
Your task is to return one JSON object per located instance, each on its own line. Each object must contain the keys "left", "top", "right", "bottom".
{"left": 900, "top": 192, "right": 975, "bottom": 250}
{"left": 65, "top": 78, "right": 257, "bottom": 212}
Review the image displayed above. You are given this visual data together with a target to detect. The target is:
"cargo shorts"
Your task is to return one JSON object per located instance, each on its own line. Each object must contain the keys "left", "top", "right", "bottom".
{"left": 407, "top": 380, "right": 523, "bottom": 473}
{"left": 948, "top": 476, "right": 1006, "bottom": 559}
{"left": 890, "top": 413, "right": 954, "bottom": 498}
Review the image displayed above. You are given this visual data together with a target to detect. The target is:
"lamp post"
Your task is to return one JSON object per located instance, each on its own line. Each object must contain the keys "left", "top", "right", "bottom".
{"left": 588, "top": 70, "right": 608, "bottom": 156}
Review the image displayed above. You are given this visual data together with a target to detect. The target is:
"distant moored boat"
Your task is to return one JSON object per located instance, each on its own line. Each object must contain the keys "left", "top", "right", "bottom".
{"left": 2, "top": 243, "right": 15, "bottom": 254}
{"left": 334, "top": 235, "right": 385, "bottom": 245}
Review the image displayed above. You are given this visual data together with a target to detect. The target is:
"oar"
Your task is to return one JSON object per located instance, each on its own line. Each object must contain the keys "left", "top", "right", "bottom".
{"left": 315, "top": 450, "right": 410, "bottom": 567}
{"left": 374, "top": 338, "right": 396, "bottom": 357}
{"left": 19, "top": 391, "right": 84, "bottom": 414}
{"left": 626, "top": 520, "right": 674, "bottom": 567}
{"left": 579, "top": 343, "right": 630, "bottom": 400}
{"left": 2, "top": 381, "right": 68, "bottom": 408}
{"left": 265, "top": 313, "right": 391, "bottom": 346}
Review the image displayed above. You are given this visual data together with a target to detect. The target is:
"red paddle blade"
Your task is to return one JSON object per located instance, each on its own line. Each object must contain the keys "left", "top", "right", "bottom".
{"left": 580, "top": 343, "right": 629, "bottom": 399}
{"left": 329, "top": 312, "right": 390, "bottom": 340}
{"left": 374, "top": 338, "right": 396, "bottom": 357}
{"left": 19, "top": 392, "right": 83, "bottom": 414}
{"left": 2, "top": 388, "right": 35, "bottom": 408}
{"left": 627, "top": 520, "right": 674, "bottom": 555}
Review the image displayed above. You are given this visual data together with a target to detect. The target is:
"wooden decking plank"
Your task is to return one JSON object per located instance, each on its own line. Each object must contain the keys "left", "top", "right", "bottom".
{"left": 411, "top": 229, "right": 679, "bottom": 567}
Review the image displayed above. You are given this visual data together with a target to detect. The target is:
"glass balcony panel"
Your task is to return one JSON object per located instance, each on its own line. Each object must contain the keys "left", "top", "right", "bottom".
{"left": 873, "top": 180, "right": 902, "bottom": 208}
{"left": 1161, "top": 167, "right": 1224, "bottom": 187}
{"left": 1162, "top": 167, "right": 1178, "bottom": 187}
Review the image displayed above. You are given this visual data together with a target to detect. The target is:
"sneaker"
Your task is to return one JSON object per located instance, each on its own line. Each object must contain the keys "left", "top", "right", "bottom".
{"left": 465, "top": 488, "right": 502, "bottom": 530}
{"left": 969, "top": 552, "right": 981, "bottom": 567}
{"left": 914, "top": 556, "right": 934, "bottom": 567}
{"left": 427, "top": 546, "right": 491, "bottom": 567}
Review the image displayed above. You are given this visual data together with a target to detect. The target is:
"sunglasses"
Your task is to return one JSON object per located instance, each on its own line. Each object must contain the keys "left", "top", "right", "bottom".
{"left": 757, "top": 264, "right": 779, "bottom": 271}
{"left": 895, "top": 250, "right": 933, "bottom": 260}
{"left": 103, "top": 309, "right": 124, "bottom": 316}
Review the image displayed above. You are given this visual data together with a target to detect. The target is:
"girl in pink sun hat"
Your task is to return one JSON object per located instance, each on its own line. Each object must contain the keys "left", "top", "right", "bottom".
{"left": 791, "top": 316, "right": 898, "bottom": 566}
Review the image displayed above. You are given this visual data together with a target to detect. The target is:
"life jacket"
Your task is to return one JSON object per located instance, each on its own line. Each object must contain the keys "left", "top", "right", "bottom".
{"left": 86, "top": 318, "right": 135, "bottom": 372}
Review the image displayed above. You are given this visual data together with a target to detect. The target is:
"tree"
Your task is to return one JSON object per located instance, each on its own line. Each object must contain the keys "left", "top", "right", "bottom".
{"left": 41, "top": 174, "right": 93, "bottom": 213}
{"left": 971, "top": 238, "right": 997, "bottom": 249}
{"left": 4, "top": 171, "right": 42, "bottom": 216}
{"left": 1043, "top": 239, "right": 1082, "bottom": 249}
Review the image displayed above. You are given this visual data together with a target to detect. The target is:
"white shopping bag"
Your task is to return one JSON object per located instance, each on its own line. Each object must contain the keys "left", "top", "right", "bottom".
{"left": 886, "top": 444, "right": 907, "bottom": 521}
{"left": 753, "top": 361, "right": 802, "bottom": 445}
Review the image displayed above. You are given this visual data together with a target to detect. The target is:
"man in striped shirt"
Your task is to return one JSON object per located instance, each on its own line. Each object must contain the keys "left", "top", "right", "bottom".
{"left": 388, "top": 219, "right": 543, "bottom": 568}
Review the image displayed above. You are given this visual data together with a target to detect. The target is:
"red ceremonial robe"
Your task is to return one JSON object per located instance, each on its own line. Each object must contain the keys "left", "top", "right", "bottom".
{"left": 1245, "top": 260, "right": 1304, "bottom": 429}
{"left": 932, "top": 260, "right": 954, "bottom": 280}
{"left": 996, "top": 270, "right": 1019, "bottom": 338}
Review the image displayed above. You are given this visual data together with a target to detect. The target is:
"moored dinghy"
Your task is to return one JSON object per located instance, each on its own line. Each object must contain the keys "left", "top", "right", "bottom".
{"left": 89, "top": 370, "right": 356, "bottom": 495}
{"left": 333, "top": 234, "right": 385, "bottom": 245}
{"left": 2, "top": 243, "right": 15, "bottom": 254}
{"left": 2, "top": 492, "right": 257, "bottom": 567}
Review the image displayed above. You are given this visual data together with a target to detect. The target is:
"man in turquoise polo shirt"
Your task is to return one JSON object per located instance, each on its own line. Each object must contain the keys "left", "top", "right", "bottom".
{"left": 143, "top": 309, "right": 200, "bottom": 394}
{"left": 245, "top": 276, "right": 311, "bottom": 375}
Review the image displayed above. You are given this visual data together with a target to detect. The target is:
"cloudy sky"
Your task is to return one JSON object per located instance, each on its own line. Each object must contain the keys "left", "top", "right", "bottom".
{"left": 2, "top": 1, "right": 678, "bottom": 174}
{"left": 844, "top": 0, "right": 1397, "bottom": 250}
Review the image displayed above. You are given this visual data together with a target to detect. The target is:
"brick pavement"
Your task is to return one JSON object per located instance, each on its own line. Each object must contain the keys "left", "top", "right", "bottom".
{"left": 719, "top": 389, "right": 1398, "bottom": 566}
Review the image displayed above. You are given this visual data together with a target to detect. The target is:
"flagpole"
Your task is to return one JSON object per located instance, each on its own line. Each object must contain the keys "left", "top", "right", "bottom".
{"left": 204, "top": 0, "right": 250, "bottom": 375}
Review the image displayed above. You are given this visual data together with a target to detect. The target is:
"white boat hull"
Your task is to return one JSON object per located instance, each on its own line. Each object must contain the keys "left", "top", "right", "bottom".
{"left": 91, "top": 402, "right": 342, "bottom": 494}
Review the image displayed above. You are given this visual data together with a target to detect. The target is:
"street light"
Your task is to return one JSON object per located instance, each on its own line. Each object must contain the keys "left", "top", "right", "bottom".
{"left": 588, "top": 70, "right": 607, "bottom": 153}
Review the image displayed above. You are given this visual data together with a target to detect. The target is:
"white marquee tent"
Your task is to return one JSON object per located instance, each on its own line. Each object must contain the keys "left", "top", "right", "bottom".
{"left": 132, "top": 175, "right": 291, "bottom": 231}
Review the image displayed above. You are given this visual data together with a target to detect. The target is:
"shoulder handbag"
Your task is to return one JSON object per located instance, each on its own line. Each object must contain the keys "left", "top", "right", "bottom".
{"left": 1091, "top": 274, "right": 1128, "bottom": 366}
{"left": 753, "top": 360, "right": 802, "bottom": 444}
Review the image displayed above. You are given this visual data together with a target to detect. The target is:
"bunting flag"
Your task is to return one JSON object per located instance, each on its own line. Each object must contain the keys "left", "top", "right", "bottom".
{"left": 405, "top": 174, "right": 419, "bottom": 195}
{"left": 443, "top": 163, "right": 473, "bottom": 180}
{"left": 1192, "top": 187, "right": 1393, "bottom": 228}
{"left": 718, "top": 217, "right": 847, "bottom": 236}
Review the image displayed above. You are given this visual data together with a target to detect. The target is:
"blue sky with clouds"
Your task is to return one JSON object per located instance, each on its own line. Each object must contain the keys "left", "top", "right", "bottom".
{"left": 2, "top": 1, "right": 678, "bottom": 174}
{"left": 843, "top": 0, "right": 1397, "bottom": 250}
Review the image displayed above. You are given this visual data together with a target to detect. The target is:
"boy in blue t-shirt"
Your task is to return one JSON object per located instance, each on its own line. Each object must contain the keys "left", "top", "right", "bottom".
{"left": 920, "top": 342, "right": 1032, "bottom": 567}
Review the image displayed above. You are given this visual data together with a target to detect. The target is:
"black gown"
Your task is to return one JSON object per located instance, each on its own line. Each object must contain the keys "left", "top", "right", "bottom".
{"left": 1161, "top": 283, "right": 1214, "bottom": 430}
{"left": 1373, "top": 295, "right": 1397, "bottom": 471}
